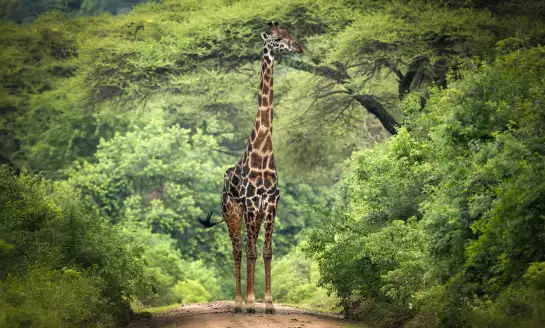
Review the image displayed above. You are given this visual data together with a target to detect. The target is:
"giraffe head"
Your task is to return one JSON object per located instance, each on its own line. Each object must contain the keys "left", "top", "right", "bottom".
{"left": 261, "top": 21, "right": 303, "bottom": 56}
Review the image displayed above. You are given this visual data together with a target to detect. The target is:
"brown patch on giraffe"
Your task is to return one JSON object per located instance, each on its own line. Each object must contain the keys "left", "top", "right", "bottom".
{"left": 262, "top": 155, "right": 269, "bottom": 168}
{"left": 259, "top": 80, "right": 264, "bottom": 90}
{"left": 250, "top": 129, "right": 256, "bottom": 141}
{"left": 264, "top": 171, "right": 276, "bottom": 189}
{"left": 256, "top": 186, "right": 266, "bottom": 195}
{"left": 262, "top": 137, "right": 273, "bottom": 152}
{"left": 260, "top": 110, "right": 271, "bottom": 127}
{"left": 268, "top": 156, "right": 276, "bottom": 169}
{"left": 242, "top": 164, "right": 250, "bottom": 177}
{"left": 264, "top": 56, "right": 271, "bottom": 64}
{"left": 252, "top": 130, "right": 267, "bottom": 149}
{"left": 231, "top": 173, "right": 240, "bottom": 187}
{"left": 248, "top": 171, "right": 259, "bottom": 183}
{"left": 250, "top": 152, "right": 263, "bottom": 168}
{"left": 262, "top": 83, "right": 270, "bottom": 95}
{"left": 246, "top": 183, "right": 255, "bottom": 197}
{"left": 261, "top": 96, "right": 269, "bottom": 107}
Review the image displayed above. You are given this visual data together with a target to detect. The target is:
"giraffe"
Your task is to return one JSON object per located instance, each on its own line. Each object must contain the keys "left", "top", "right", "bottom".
{"left": 198, "top": 21, "right": 303, "bottom": 315}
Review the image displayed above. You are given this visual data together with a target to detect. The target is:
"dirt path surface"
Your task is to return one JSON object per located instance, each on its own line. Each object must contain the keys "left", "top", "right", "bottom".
{"left": 128, "top": 301, "right": 358, "bottom": 328}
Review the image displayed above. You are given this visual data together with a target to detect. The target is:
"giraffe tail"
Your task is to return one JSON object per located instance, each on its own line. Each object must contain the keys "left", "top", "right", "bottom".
{"left": 197, "top": 212, "right": 224, "bottom": 228}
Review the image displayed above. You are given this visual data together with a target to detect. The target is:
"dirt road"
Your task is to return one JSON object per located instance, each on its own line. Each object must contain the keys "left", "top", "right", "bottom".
{"left": 128, "top": 301, "right": 360, "bottom": 328}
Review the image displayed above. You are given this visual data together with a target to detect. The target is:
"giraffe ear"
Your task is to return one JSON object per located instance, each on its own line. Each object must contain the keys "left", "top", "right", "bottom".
{"left": 267, "top": 22, "right": 273, "bottom": 27}
{"left": 274, "top": 21, "right": 279, "bottom": 26}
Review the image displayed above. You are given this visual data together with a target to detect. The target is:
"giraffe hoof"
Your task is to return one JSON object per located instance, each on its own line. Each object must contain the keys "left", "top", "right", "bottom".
{"left": 232, "top": 307, "right": 242, "bottom": 314}
{"left": 265, "top": 307, "right": 275, "bottom": 315}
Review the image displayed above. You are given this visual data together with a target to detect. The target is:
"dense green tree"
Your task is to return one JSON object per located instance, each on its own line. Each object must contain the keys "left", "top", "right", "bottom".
{"left": 63, "top": 120, "right": 230, "bottom": 263}
{"left": 0, "top": 165, "right": 146, "bottom": 326}
{"left": 3, "top": 0, "right": 544, "bottom": 174}
{"left": 2, "top": 1, "right": 545, "bottom": 325}
{"left": 304, "top": 46, "right": 545, "bottom": 327}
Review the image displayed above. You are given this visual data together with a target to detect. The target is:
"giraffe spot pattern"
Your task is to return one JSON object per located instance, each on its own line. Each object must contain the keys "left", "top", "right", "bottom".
{"left": 268, "top": 156, "right": 275, "bottom": 169}
{"left": 250, "top": 152, "right": 263, "bottom": 168}
{"left": 262, "top": 83, "right": 269, "bottom": 95}
{"left": 260, "top": 110, "right": 270, "bottom": 127}
{"left": 262, "top": 137, "right": 273, "bottom": 152}
{"left": 261, "top": 96, "right": 269, "bottom": 107}
{"left": 252, "top": 130, "right": 268, "bottom": 150}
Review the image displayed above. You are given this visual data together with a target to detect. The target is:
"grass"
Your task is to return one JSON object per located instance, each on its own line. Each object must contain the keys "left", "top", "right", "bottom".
{"left": 279, "top": 302, "right": 343, "bottom": 316}
{"left": 132, "top": 303, "right": 182, "bottom": 317}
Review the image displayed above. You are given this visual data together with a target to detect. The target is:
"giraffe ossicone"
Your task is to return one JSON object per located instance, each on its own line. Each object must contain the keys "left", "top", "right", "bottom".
{"left": 198, "top": 22, "right": 302, "bottom": 315}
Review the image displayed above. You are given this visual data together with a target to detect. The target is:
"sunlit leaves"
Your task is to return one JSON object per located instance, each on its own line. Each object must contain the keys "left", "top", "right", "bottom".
{"left": 64, "top": 120, "right": 230, "bottom": 263}
{"left": 303, "top": 47, "right": 545, "bottom": 325}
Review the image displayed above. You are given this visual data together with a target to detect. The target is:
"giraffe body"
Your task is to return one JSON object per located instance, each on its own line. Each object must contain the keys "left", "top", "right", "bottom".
{"left": 198, "top": 22, "right": 302, "bottom": 314}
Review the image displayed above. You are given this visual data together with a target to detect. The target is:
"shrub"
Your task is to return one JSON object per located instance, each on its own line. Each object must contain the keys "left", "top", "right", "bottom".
{"left": 170, "top": 280, "right": 211, "bottom": 304}
{"left": 0, "top": 165, "right": 147, "bottom": 326}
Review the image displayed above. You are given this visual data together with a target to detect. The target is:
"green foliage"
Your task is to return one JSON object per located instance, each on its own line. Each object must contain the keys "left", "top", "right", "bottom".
{"left": 63, "top": 120, "right": 231, "bottom": 262}
{"left": 0, "top": 268, "right": 110, "bottom": 328}
{"left": 124, "top": 226, "right": 185, "bottom": 306}
{"left": 3, "top": 0, "right": 544, "bottom": 176}
{"left": 0, "top": 165, "right": 147, "bottom": 326}
{"left": 2, "top": 1, "right": 545, "bottom": 324}
{"left": 304, "top": 46, "right": 545, "bottom": 326}
{"left": 170, "top": 280, "right": 212, "bottom": 304}
{"left": 272, "top": 247, "right": 338, "bottom": 311}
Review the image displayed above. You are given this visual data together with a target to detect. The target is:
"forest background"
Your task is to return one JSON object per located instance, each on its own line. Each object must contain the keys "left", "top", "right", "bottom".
{"left": 1, "top": 0, "right": 544, "bottom": 327}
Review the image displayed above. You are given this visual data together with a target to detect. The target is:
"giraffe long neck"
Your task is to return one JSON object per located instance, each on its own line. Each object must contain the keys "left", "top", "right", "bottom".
{"left": 248, "top": 50, "right": 275, "bottom": 156}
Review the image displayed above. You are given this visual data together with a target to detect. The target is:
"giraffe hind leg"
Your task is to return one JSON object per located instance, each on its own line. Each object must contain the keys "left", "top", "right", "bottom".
{"left": 263, "top": 206, "right": 277, "bottom": 314}
{"left": 225, "top": 197, "right": 243, "bottom": 313}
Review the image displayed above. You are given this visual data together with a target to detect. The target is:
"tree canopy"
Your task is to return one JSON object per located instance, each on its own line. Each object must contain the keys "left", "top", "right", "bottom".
{"left": 1, "top": 1, "right": 545, "bottom": 327}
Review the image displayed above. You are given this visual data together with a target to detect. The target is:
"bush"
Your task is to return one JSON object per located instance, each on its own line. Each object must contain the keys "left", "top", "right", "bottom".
{"left": 170, "top": 280, "right": 211, "bottom": 304}
{"left": 272, "top": 247, "right": 339, "bottom": 311}
{"left": 0, "top": 268, "right": 110, "bottom": 328}
{"left": 303, "top": 46, "right": 545, "bottom": 326}
{"left": 0, "top": 165, "right": 147, "bottom": 326}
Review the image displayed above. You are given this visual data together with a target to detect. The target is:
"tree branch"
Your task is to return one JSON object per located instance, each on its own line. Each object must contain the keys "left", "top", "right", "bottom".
{"left": 352, "top": 95, "right": 398, "bottom": 135}
{"left": 279, "top": 58, "right": 400, "bottom": 134}
{"left": 191, "top": 55, "right": 401, "bottom": 134}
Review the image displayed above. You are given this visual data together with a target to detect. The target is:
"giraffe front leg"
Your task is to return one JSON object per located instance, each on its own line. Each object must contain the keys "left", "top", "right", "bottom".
{"left": 263, "top": 209, "right": 276, "bottom": 314}
{"left": 225, "top": 200, "right": 243, "bottom": 313}
{"left": 233, "top": 251, "right": 243, "bottom": 313}
{"left": 245, "top": 209, "right": 261, "bottom": 314}
{"left": 230, "top": 228, "right": 243, "bottom": 314}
